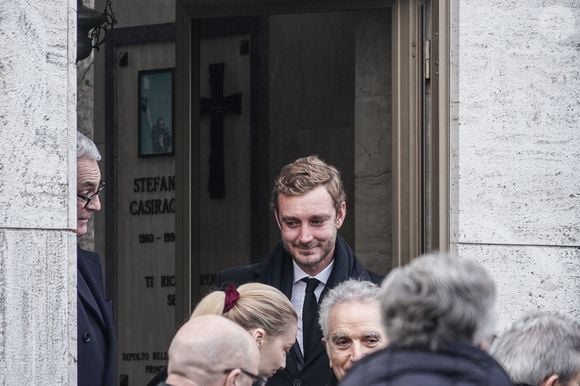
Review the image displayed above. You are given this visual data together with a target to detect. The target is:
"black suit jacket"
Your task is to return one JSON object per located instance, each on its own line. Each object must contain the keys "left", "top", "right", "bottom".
{"left": 77, "top": 246, "right": 117, "bottom": 386}
{"left": 216, "top": 235, "right": 383, "bottom": 386}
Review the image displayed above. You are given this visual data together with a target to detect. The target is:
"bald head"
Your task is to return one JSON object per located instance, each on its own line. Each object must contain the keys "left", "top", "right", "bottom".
{"left": 166, "top": 315, "right": 260, "bottom": 386}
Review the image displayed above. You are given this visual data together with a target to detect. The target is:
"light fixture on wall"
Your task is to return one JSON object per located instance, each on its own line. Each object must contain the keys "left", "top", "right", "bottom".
{"left": 77, "top": 0, "right": 117, "bottom": 62}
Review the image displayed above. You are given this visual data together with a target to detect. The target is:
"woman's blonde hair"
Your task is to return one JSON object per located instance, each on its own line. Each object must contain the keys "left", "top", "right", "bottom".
{"left": 191, "top": 283, "right": 297, "bottom": 337}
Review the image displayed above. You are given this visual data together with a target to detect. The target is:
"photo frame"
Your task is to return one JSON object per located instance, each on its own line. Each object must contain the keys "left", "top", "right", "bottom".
{"left": 138, "top": 68, "right": 174, "bottom": 156}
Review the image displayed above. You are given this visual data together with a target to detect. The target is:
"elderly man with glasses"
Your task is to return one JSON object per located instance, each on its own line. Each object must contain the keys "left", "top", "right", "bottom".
{"left": 160, "top": 315, "right": 263, "bottom": 386}
{"left": 76, "top": 131, "right": 116, "bottom": 386}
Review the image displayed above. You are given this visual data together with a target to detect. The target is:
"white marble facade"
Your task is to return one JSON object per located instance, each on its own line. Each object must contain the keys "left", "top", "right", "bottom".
{"left": 450, "top": 0, "right": 580, "bottom": 330}
{"left": 0, "top": 0, "right": 77, "bottom": 383}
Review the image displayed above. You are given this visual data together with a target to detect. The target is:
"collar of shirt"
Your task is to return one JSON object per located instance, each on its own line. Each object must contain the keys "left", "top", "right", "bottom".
{"left": 292, "top": 260, "right": 334, "bottom": 287}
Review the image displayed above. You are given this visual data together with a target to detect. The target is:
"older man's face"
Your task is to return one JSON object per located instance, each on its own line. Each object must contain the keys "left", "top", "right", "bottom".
{"left": 323, "top": 300, "right": 387, "bottom": 380}
{"left": 76, "top": 158, "right": 102, "bottom": 236}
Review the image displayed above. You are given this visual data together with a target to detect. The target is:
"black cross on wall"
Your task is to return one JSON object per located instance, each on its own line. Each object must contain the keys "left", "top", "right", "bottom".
{"left": 200, "top": 63, "right": 242, "bottom": 199}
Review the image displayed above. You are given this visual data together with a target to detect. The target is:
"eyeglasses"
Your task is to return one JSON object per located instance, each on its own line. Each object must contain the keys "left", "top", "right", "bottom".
{"left": 77, "top": 181, "right": 105, "bottom": 209}
{"left": 224, "top": 368, "right": 267, "bottom": 386}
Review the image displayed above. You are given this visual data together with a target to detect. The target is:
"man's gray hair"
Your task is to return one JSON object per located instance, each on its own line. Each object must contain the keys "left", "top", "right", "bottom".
{"left": 490, "top": 311, "right": 580, "bottom": 386}
{"left": 77, "top": 131, "right": 101, "bottom": 161}
{"left": 380, "top": 252, "right": 497, "bottom": 349}
{"left": 319, "top": 279, "right": 380, "bottom": 338}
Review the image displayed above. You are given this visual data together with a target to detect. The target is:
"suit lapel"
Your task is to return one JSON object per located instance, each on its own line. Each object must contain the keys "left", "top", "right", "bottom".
{"left": 288, "top": 342, "right": 305, "bottom": 371}
{"left": 260, "top": 243, "right": 294, "bottom": 298}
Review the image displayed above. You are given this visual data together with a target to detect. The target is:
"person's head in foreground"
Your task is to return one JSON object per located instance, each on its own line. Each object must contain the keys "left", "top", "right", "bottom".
{"left": 340, "top": 252, "right": 512, "bottom": 386}
{"left": 165, "top": 315, "right": 261, "bottom": 386}
{"left": 491, "top": 311, "right": 580, "bottom": 386}
{"left": 318, "top": 279, "right": 387, "bottom": 381}
{"left": 191, "top": 283, "right": 298, "bottom": 378}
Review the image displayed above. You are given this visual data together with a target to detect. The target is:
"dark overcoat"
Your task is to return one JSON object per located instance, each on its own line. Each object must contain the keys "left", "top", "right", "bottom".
{"left": 339, "top": 341, "right": 512, "bottom": 386}
{"left": 77, "top": 246, "right": 117, "bottom": 386}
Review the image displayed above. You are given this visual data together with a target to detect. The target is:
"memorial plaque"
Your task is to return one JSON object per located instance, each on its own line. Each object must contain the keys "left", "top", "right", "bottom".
{"left": 112, "top": 33, "right": 253, "bottom": 384}
{"left": 115, "top": 42, "right": 176, "bottom": 386}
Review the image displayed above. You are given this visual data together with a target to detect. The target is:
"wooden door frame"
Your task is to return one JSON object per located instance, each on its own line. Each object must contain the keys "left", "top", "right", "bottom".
{"left": 391, "top": 0, "right": 450, "bottom": 266}
{"left": 174, "top": 0, "right": 450, "bottom": 323}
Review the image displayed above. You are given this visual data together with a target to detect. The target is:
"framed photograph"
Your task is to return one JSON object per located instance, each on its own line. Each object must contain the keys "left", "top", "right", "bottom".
{"left": 138, "top": 68, "right": 174, "bottom": 156}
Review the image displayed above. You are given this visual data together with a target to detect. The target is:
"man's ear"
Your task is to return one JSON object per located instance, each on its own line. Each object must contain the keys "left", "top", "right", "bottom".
{"left": 335, "top": 202, "right": 346, "bottom": 228}
{"left": 224, "top": 368, "right": 241, "bottom": 386}
{"left": 274, "top": 210, "right": 282, "bottom": 230}
{"left": 475, "top": 337, "right": 492, "bottom": 352}
{"left": 540, "top": 374, "right": 560, "bottom": 386}
{"left": 322, "top": 338, "right": 332, "bottom": 368}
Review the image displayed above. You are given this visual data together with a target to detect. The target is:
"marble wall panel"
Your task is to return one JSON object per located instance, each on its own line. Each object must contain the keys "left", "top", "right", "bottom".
{"left": 453, "top": 242, "right": 580, "bottom": 331}
{"left": 0, "top": 230, "right": 77, "bottom": 384}
{"left": 114, "top": 42, "right": 176, "bottom": 385}
{"left": 1, "top": 0, "right": 78, "bottom": 383}
{"left": 0, "top": 0, "right": 76, "bottom": 231}
{"left": 452, "top": 1, "right": 580, "bottom": 246}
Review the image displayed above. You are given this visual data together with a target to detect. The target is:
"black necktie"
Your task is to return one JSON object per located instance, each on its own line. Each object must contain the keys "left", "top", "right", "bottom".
{"left": 302, "top": 277, "right": 321, "bottom": 361}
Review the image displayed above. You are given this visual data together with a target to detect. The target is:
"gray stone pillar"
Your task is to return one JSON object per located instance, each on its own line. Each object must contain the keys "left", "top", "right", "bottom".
{"left": 0, "top": 0, "right": 77, "bottom": 384}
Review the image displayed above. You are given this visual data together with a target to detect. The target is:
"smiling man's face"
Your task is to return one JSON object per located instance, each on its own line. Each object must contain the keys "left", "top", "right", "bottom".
{"left": 275, "top": 185, "right": 345, "bottom": 276}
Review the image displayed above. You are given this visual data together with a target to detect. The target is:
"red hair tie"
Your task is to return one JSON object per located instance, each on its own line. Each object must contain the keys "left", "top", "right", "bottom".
{"left": 223, "top": 284, "right": 240, "bottom": 313}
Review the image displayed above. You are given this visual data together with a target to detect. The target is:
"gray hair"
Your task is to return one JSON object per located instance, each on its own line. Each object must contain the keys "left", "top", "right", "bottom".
{"left": 319, "top": 279, "right": 380, "bottom": 338}
{"left": 77, "top": 131, "right": 101, "bottom": 161}
{"left": 490, "top": 311, "right": 580, "bottom": 386}
{"left": 380, "top": 252, "right": 497, "bottom": 349}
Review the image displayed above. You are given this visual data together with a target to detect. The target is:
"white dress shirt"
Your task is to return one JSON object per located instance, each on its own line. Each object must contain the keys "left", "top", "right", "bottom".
{"left": 291, "top": 260, "right": 334, "bottom": 355}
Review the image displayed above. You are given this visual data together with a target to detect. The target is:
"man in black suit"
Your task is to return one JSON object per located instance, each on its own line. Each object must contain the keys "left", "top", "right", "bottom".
{"left": 217, "top": 155, "right": 382, "bottom": 386}
{"left": 76, "top": 131, "right": 116, "bottom": 386}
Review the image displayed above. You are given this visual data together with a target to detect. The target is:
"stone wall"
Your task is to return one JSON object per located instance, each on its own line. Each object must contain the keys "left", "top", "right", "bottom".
{"left": 0, "top": 0, "right": 77, "bottom": 383}
{"left": 450, "top": 1, "right": 580, "bottom": 330}
{"left": 354, "top": 9, "right": 392, "bottom": 273}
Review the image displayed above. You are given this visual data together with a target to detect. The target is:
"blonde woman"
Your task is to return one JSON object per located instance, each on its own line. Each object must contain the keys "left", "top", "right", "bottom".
{"left": 192, "top": 283, "right": 298, "bottom": 379}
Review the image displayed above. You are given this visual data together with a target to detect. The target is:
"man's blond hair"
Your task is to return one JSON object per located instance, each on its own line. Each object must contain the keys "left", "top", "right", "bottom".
{"left": 270, "top": 155, "right": 346, "bottom": 213}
